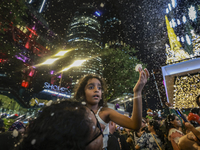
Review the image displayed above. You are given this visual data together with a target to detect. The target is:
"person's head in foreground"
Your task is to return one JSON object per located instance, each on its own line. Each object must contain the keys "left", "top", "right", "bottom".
{"left": 18, "top": 99, "right": 103, "bottom": 150}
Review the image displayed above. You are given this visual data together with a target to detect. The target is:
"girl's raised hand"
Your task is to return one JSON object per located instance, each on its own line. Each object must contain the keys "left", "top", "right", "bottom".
{"left": 133, "top": 68, "right": 149, "bottom": 93}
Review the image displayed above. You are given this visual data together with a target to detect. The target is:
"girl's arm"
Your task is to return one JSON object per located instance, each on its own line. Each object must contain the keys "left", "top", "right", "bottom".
{"left": 106, "top": 68, "right": 149, "bottom": 130}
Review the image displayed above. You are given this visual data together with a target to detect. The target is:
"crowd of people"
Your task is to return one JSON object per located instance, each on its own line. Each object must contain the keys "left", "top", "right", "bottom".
{"left": 0, "top": 67, "right": 200, "bottom": 150}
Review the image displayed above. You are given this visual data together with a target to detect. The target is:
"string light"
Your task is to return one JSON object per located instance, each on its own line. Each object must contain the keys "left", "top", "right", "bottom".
{"left": 173, "top": 73, "right": 200, "bottom": 109}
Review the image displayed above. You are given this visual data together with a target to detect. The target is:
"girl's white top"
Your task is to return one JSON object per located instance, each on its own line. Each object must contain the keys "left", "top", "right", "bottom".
{"left": 95, "top": 107, "right": 110, "bottom": 148}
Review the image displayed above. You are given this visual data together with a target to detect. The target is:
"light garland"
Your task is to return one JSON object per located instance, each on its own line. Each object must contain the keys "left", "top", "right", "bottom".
{"left": 173, "top": 74, "right": 200, "bottom": 109}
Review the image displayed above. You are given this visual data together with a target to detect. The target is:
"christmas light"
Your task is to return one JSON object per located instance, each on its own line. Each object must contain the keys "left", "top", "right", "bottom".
{"left": 95, "top": 11, "right": 101, "bottom": 16}
{"left": 42, "top": 58, "right": 59, "bottom": 65}
{"left": 171, "top": 0, "right": 177, "bottom": 8}
{"left": 70, "top": 60, "right": 86, "bottom": 67}
{"left": 166, "top": 8, "right": 169, "bottom": 14}
{"left": 182, "top": 16, "right": 187, "bottom": 23}
{"left": 168, "top": 3, "right": 172, "bottom": 11}
{"left": 188, "top": 6, "right": 197, "bottom": 21}
{"left": 177, "top": 19, "right": 181, "bottom": 25}
{"left": 181, "top": 37, "right": 185, "bottom": 42}
{"left": 186, "top": 34, "right": 191, "bottom": 45}
{"left": 173, "top": 74, "right": 200, "bottom": 109}
{"left": 39, "top": 0, "right": 46, "bottom": 13}
{"left": 55, "top": 51, "right": 68, "bottom": 56}
{"left": 43, "top": 89, "right": 70, "bottom": 98}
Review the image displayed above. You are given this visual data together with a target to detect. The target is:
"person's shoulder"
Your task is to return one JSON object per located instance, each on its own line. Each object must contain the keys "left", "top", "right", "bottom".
{"left": 100, "top": 107, "right": 116, "bottom": 114}
{"left": 101, "top": 107, "right": 112, "bottom": 111}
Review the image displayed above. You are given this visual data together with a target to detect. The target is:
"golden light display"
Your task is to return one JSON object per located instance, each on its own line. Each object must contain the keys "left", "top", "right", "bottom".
{"left": 165, "top": 15, "right": 190, "bottom": 64}
{"left": 191, "top": 30, "right": 200, "bottom": 56}
{"left": 173, "top": 74, "right": 200, "bottom": 109}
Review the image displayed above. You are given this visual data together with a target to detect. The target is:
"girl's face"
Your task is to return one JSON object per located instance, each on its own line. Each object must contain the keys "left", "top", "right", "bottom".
{"left": 84, "top": 78, "right": 102, "bottom": 106}
{"left": 171, "top": 116, "right": 182, "bottom": 128}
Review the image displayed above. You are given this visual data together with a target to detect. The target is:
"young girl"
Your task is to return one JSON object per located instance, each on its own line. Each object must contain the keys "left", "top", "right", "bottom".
{"left": 74, "top": 67, "right": 149, "bottom": 149}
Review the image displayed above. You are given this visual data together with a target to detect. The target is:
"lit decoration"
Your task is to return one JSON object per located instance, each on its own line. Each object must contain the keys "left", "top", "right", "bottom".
{"left": 171, "top": 18, "right": 177, "bottom": 28}
{"left": 25, "top": 26, "right": 38, "bottom": 49}
{"left": 168, "top": 3, "right": 172, "bottom": 11}
{"left": 181, "top": 37, "right": 185, "bottom": 42}
{"left": 177, "top": 19, "right": 181, "bottom": 25}
{"left": 173, "top": 74, "right": 200, "bottom": 109}
{"left": 42, "top": 58, "right": 59, "bottom": 65}
{"left": 15, "top": 53, "right": 29, "bottom": 63}
{"left": 165, "top": 15, "right": 190, "bottom": 64}
{"left": 28, "top": 68, "right": 35, "bottom": 77}
{"left": 185, "top": 34, "right": 191, "bottom": 45}
{"left": 166, "top": 8, "right": 169, "bottom": 14}
{"left": 182, "top": 16, "right": 187, "bottom": 23}
{"left": 95, "top": 11, "right": 101, "bottom": 17}
{"left": 55, "top": 51, "right": 68, "bottom": 56}
{"left": 43, "top": 89, "right": 70, "bottom": 98}
{"left": 29, "top": 0, "right": 33, "bottom": 4}
{"left": 50, "top": 70, "right": 54, "bottom": 75}
{"left": 0, "top": 59, "right": 7, "bottom": 63}
{"left": 188, "top": 6, "right": 197, "bottom": 21}
{"left": 21, "top": 80, "right": 29, "bottom": 88}
{"left": 190, "top": 30, "right": 200, "bottom": 56}
{"left": 171, "top": 0, "right": 177, "bottom": 8}
{"left": 39, "top": 0, "right": 46, "bottom": 13}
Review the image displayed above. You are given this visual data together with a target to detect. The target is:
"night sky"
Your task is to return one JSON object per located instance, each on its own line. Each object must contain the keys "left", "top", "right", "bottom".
{"left": 42, "top": 0, "right": 168, "bottom": 68}
{"left": 32, "top": 0, "right": 170, "bottom": 111}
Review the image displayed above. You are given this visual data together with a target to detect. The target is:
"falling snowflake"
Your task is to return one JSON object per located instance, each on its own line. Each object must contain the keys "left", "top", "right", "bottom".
{"left": 31, "top": 139, "right": 36, "bottom": 145}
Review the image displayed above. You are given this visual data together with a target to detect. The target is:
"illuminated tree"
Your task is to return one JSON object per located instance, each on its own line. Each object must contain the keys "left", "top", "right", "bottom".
{"left": 101, "top": 45, "right": 144, "bottom": 101}
{"left": 165, "top": 15, "right": 190, "bottom": 64}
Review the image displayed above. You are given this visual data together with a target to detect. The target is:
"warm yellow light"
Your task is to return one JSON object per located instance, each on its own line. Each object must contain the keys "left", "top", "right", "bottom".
{"left": 62, "top": 67, "right": 70, "bottom": 72}
{"left": 70, "top": 60, "right": 86, "bottom": 67}
{"left": 42, "top": 58, "right": 59, "bottom": 65}
{"left": 60, "top": 60, "right": 86, "bottom": 72}
{"left": 55, "top": 51, "right": 68, "bottom": 56}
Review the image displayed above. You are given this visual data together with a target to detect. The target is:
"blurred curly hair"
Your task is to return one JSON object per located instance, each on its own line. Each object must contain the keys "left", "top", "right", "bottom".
{"left": 18, "top": 100, "right": 93, "bottom": 150}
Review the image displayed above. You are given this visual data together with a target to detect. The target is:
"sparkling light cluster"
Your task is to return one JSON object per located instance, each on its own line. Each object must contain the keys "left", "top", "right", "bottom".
{"left": 173, "top": 74, "right": 200, "bottom": 109}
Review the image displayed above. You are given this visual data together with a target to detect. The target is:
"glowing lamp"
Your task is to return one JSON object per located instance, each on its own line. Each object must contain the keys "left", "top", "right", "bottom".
{"left": 55, "top": 51, "right": 68, "bottom": 56}
{"left": 70, "top": 60, "right": 86, "bottom": 67}
{"left": 42, "top": 58, "right": 59, "bottom": 65}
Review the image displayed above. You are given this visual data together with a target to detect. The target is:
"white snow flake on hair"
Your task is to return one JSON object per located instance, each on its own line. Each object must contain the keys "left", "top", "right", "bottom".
{"left": 81, "top": 101, "right": 86, "bottom": 105}
{"left": 31, "top": 139, "right": 36, "bottom": 145}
